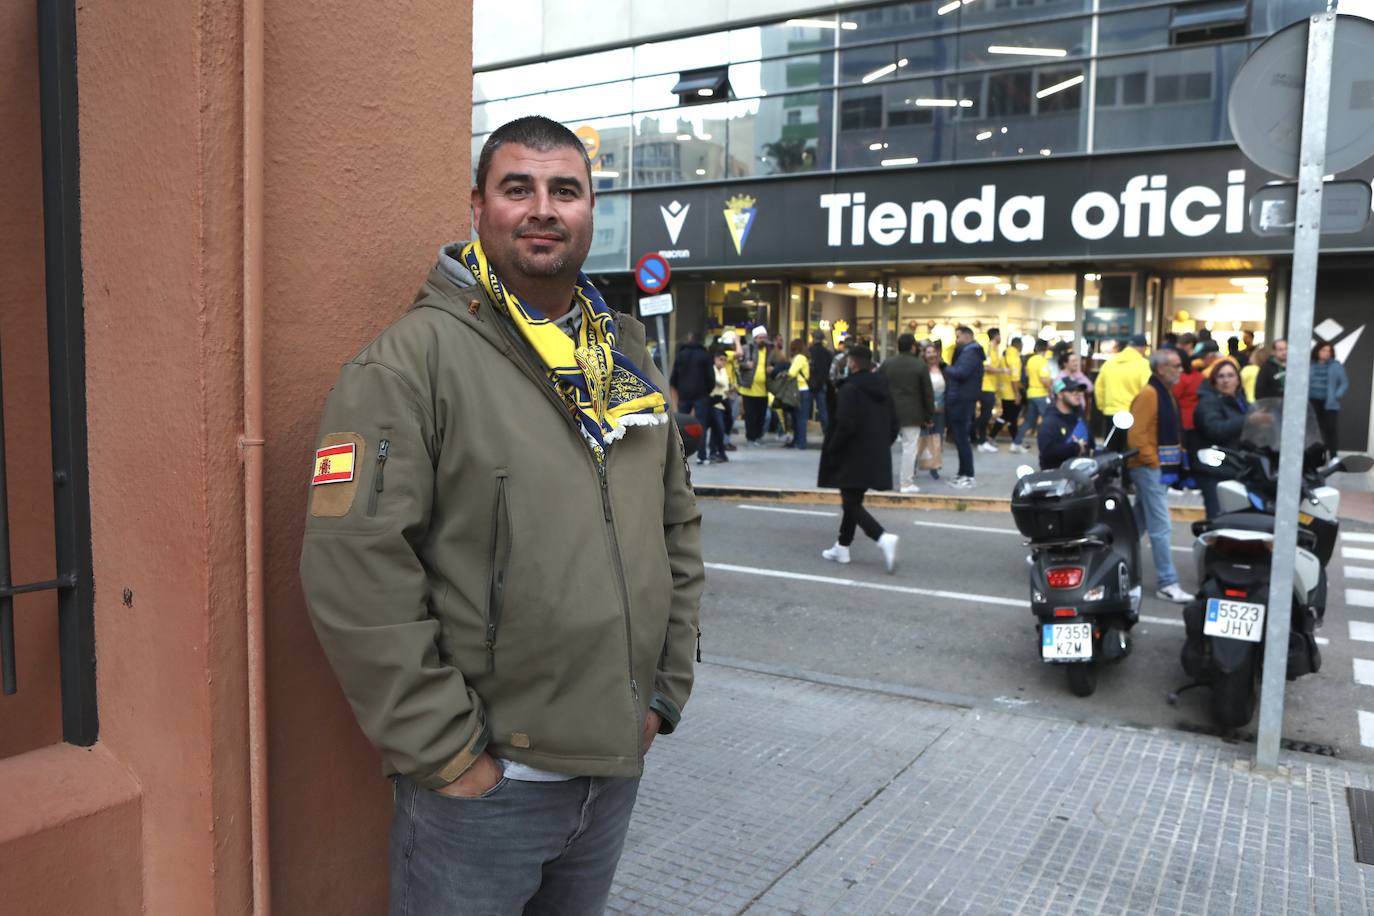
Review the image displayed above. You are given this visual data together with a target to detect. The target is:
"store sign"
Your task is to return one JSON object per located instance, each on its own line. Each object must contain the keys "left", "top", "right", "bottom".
{"left": 629, "top": 147, "right": 1374, "bottom": 268}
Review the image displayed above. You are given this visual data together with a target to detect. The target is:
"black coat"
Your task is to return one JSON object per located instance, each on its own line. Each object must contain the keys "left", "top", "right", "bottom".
{"left": 808, "top": 342, "right": 834, "bottom": 391}
{"left": 818, "top": 369, "right": 899, "bottom": 491}
{"left": 1254, "top": 358, "right": 1285, "bottom": 400}
{"left": 1194, "top": 382, "right": 1250, "bottom": 475}
{"left": 669, "top": 342, "right": 714, "bottom": 402}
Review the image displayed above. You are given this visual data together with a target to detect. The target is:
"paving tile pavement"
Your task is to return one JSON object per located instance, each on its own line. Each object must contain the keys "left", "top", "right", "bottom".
{"left": 611, "top": 663, "right": 1374, "bottom": 915}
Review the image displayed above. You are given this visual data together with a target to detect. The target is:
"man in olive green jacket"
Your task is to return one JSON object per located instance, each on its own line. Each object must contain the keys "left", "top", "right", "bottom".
{"left": 879, "top": 333, "right": 935, "bottom": 492}
{"left": 301, "top": 116, "right": 702, "bottom": 914}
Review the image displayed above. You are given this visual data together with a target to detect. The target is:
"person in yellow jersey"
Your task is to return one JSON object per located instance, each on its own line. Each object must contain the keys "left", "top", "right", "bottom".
{"left": 1011, "top": 339, "right": 1053, "bottom": 452}
{"left": 1095, "top": 333, "right": 1153, "bottom": 418}
{"left": 988, "top": 335, "right": 1022, "bottom": 447}
{"left": 739, "top": 326, "right": 772, "bottom": 445}
{"left": 973, "top": 327, "right": 1004, "bottom": 453}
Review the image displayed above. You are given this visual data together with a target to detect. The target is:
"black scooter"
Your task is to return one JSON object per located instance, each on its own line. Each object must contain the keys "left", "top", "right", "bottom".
{"left": 1012, "top": 413, "right": 1142, "bottom": 696}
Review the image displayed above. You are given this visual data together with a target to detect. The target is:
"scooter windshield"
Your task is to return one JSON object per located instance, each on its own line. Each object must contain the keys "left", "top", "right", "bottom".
{"left": 1240, "top": 398, "right": 1323, "bottom": 453}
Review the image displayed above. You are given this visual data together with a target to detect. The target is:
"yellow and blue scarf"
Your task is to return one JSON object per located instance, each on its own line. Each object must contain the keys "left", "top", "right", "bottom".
{"left": 461, "top": 240, "right": 667, "bottom": 459}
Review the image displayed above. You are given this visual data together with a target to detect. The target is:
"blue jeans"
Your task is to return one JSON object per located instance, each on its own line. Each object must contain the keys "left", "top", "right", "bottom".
{"left": 812, "top": 385, "right": 830, "bottom": 433}
{"left": 1130, "top": 465, "right": 1179, "bottom": 589}
{"left": 1014, "top": 396, "right": 1050, "bottom": 446}
{"left": 948, "top": 399, "right": 975, "bottom": 478}
{"left": 794, "top": 390, "right": 812, "bottom": 448}
{"left": 389, "top": 773, "right": 640, "bottom": 916}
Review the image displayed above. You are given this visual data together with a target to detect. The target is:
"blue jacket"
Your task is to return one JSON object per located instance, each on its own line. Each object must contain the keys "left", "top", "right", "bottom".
{"left": 1038, "top": 405, "right": 1091, "bottom": 470}
{"left": 944, "top": 340, "right": 985, "bottom": 405}
{"left": 1314, "top": 359, "right": 1349, "bottom": 411}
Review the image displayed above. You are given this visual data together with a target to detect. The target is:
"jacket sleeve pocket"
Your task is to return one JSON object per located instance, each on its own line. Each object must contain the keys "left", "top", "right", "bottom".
{"left": 301, "top": 360, "right": 487, "bottom": 787}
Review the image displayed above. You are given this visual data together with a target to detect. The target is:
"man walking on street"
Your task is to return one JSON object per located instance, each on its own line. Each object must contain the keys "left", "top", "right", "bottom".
{"left": 1255, "top": 337, "right": 1288, "bottom": 400}
{"left": 1011, "top": 339, "right": 1051, "bottom": 453}
{"left": 819, "top": 343, "right": 901, "bottom": 572}
{"left": 670, "top": 330, "right": 716, "bottom": 465}
{"left": 880, "top": 332, "right": 935, "bottom": 493}
{"left": 300, "top": 115, "right": 703, "bottom": 915}
{"left": 808, "top": 329, "right": 834, "bottom": 435}
{"left": 944, "top": 325, "right": 985, "bottom": 489}
{"left": 1127, "top": 348, "right": 1194, "bottom": 603}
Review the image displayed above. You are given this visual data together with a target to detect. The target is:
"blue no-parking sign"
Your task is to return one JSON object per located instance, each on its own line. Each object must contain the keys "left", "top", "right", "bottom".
{"left": 635, "top": 252, "right": 671, "bottom": 295}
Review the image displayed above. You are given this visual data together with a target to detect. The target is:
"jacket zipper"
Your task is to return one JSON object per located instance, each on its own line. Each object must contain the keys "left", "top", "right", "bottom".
{"left": 488, "top": 305, "right": 644, "bottom": 763}
{"left": 485, "top": 473, "right": 511, "bottom": 674}
{"left": 366, "top": 435, "right": 391, "bottom": 517}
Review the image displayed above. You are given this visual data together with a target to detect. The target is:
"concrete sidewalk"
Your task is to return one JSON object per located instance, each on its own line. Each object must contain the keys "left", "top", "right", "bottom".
{"left": 611, "top": 662, "right": 1374, "bottom": 915}
{"left": 691, "top": 425, "right": 1374, "bottom": 523}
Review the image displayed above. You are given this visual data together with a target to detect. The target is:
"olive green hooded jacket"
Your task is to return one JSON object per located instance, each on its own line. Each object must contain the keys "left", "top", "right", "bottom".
{"left": 300, "top": 243, "right": 703, "bottom": 789}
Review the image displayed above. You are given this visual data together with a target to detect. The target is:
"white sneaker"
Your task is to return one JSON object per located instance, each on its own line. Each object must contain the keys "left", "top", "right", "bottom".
{"left": 950, "top": 476, "right": 976, "bottom": 489}
{"left": 900, "top": 484, "right": 921, "bottom": 494}
{"left": 1008, "top": 444, "right": 1029, "bottom": 454}
{"left": 978, "top": 442, "right": 999, "bottom": 453}
{"left": 878, "top": 532, "right": 899, "bottom": 573}
{"left": 1156, "top": 583, "right": 1194, "bottom": 603}
{"left": 822, "top": 542, "right": 851, "bottom": 564}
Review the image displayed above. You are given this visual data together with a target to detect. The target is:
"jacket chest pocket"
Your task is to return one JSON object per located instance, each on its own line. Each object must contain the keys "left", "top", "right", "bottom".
{"left": 365, "top": 428, "right": 392, "bottom": 518}
{"left": 485, "top": 470, "right": 512, "bottom": 673}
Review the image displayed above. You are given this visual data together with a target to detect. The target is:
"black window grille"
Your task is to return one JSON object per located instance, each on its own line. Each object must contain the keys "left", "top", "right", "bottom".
{"left": 0, "top": 0, "right": 98, "bottom": 747}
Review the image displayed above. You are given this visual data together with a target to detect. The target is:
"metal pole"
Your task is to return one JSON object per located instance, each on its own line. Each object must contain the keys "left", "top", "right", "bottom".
{"left": 655, "top": 315, "right": 668, "bottom": 375}
{"left": 1255, "top": 12, "right": 1336, "bottom": 771}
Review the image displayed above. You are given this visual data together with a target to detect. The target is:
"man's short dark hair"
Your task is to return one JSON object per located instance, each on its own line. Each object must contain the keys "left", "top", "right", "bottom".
{"left": 955, "top": 325, "right": 973, "bottom": 337}
{"left": 987, "top": 327, "right": 1000, "bottom": 340}
{"left": 847, "top": 344, "right": 873, "bottom": 367}
{"left": 812, "top": 329, "right": 826, "bottom": 343}
{"left": 1009, "top": 336, "right": 1022, "bottom": 348}
{"left": 1033, "top": 339, "right": 1048, "bottom": 353}
{"left": 475, "top": 116, "right": 592, "bottom": 196}
{"left": 897, "top": 333, "right": 917, "bottom": 353}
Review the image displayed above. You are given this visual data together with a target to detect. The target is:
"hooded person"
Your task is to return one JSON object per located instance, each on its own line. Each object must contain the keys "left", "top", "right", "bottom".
{"left": 818, "top": 344, "right": 901, "bottom": 572}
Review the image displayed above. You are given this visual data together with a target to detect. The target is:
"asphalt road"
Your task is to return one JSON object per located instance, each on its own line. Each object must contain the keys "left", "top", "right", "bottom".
{"left": 698, "top": 498, "right": 1374, "bottom": 765}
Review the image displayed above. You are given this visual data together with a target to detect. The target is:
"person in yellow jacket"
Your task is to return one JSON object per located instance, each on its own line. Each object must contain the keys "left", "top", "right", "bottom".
{"left": 1095, "top": 333, "right": 1153, "bottom": 418}
{"left": 739, "top": 326, "right": 772, "bottom": 445}
{"left": 973, "top": 327, "right": 1005, "bottom": 453}
{"left": 1011, "top": 339, "right": 1053, "bottom": 452}
{"left": 989, "top": 336, "right": 1022, "bottom": 446}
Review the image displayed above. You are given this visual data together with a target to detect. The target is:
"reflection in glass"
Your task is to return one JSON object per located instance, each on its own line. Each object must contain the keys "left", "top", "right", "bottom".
{"left": 634, "top": 32, "right": 733, "bottom": 78}
{"left": 952, "top": 64, "right": 1085, "bottom": 160}
{"left": 542, "top": 82, "right": 634, "bottom": 124}
{"left": 956, "top": 0, "right": 1090, "bottom": 28}
{"left": 586, "top": 193, "right": 629, "bottom": 272}
{"left": 729, "top": 93, "right": 832, "bottom": 177}
{"left": 729, "top": 53, "right": 835, "bottom": 96}
{"left": 957, "top": 17, "right": 1089, "bottom": 69}
{"left": 634, "top": 104, "right": 732, "bottom": 186}
{"left": 568, "top": 116, "right": 632, "bottom": 190}
{"left": 836, "top": 78, "right": 963, "bottom": 169}
{"left": 1096, "top": 7, "right": 1172, "bottom": 55}
{"left": 839, "top": 43, "right": 897, "bottom": 84}
{"left": 544, "top": 48, "right": 633, "bottom": 90}
{"left": 841, "top": 1, "right": 954, "bottom": 45}
{"left": 1094, "top": 44, "right": 1249, "bottom": 151}
{"left": 730, "top": 20, "right": 831, "bottom": 61}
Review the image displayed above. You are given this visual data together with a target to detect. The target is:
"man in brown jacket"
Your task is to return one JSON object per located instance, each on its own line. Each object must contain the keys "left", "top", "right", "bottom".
{"left": 1127, "top": 347, "right": 1193, "bottom": 603}
{"left": 301, "top": 116, "right": 703, "bottom": 914}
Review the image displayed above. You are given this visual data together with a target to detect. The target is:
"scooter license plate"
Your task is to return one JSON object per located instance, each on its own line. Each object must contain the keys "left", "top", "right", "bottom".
{"left": 1203, "top": 598, "right": 1266, "bottom": 642}
{"left": 1042, "top": 623, "right": 1093, "bottom": 661}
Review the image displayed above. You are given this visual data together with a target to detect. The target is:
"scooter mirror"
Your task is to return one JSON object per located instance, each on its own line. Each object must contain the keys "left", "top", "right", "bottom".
{"left": 1340, "top": 454, "right": 1374, "bottom": 474}
{"left": 1197, "top": 447, "right": 1227, "bottom": 468}
{"left": 1111, "top": 411, "right": 1135, "bottom": 431}
{"left": 1015, "top": 464, "right": 1035, "bottom": 479}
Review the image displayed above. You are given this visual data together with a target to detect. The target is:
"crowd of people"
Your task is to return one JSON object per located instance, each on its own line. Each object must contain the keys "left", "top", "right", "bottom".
{"left": 667, "top": 320, "right": 1355, "bottom": 591}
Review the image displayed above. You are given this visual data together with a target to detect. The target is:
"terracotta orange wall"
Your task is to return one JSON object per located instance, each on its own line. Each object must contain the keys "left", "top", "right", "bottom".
{"left": 4, "top": 0, "right": 469, "bottom": 912}
{"left": 260, "top": 4, "right": 472, "bottom": 914}
{"left": 0, "top": 0, "right": 63, "bottom": 758}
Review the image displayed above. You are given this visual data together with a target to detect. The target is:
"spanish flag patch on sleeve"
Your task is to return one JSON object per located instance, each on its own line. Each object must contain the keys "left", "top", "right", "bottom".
{"left": 312, "top": 442, "right": 356, "bottom": 485}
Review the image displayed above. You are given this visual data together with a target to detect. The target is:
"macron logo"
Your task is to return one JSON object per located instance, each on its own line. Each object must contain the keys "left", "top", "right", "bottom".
{"left": 660, "top": 201, "right": 690, "bottom": 245}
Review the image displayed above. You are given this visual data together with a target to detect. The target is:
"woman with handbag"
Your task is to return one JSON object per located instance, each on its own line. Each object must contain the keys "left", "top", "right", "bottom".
{"left": 920, "top": 343, "right": 946, "bottom": 480}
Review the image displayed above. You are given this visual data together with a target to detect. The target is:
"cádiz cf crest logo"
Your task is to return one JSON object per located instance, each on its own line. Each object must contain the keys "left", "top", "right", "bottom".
{"left": 723, "top": 195, "right": 757, "bottom": 255}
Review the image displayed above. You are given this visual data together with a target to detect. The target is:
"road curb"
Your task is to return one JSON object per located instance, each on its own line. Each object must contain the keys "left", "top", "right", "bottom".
{"left": 693, "top": 483, "right": 1207, "bottom": 522}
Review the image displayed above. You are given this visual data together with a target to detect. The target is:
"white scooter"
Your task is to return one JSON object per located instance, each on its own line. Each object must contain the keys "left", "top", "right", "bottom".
{"left": 1172, "top": 399, "right": 1373, "bottom": 727}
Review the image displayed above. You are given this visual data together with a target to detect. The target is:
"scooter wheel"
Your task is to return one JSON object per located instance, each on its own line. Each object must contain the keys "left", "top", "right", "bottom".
{"left": 1211, "top": 659, "right": 1256, "bottom": 729}
{"left": 1067, "top": 662, "right": 1098, "bottom": 697}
